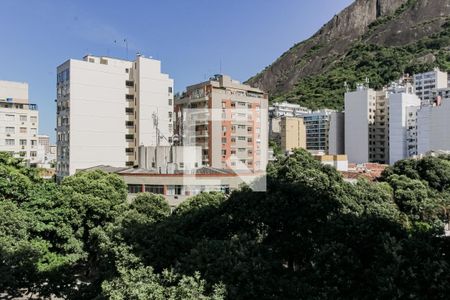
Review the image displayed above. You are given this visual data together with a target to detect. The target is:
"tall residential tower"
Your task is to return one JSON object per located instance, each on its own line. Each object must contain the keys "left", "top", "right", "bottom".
{"left": 56, "top": 55, "right": 173, "bottom": 179}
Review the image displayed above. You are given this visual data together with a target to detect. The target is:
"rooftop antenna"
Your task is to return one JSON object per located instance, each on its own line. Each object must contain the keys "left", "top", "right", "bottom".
{"left": 344, "top": 81, "right": 349, "bottom": 93}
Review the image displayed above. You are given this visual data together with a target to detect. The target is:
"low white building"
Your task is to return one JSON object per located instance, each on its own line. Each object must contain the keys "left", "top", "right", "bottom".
{"left": 0, "top": 80, "right": 40, "bottom": 164}
{"left": 269, "top": 101, "right": 311, "bottom": 118}
{"left": 138, "top": 145, "right": 202, "bottom": 173}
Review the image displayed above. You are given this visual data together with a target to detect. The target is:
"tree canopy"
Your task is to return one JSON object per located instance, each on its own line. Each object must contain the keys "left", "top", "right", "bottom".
{"left": 1, "top": 150, "right": 450, "bottom": 299}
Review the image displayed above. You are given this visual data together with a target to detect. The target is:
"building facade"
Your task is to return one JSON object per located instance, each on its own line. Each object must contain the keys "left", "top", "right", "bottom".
{"left": 345, "top": 85, "right": 389, "bottom": 164}
{"left": 175, "top": 75, "right": 268, "bottom": 172}
{"left": 388, "top": 83, "right": 421, "bottom": 164}
{"left": 56, "top": 54, "right": 174, "bottom": 179}
{"left": 138, "top": 145, "right": 202, "bottom": 173}
{"left": 414, "top": 68, "right": 448, "bottom": 105}
{"left": 269, "top": 101, "right": 310, "bottom": 118}
{"left": 417, "top": 99, "right": 450, "bottom": 155}
{"left": 280, "top": 116, "right": 306, "bottom": 152}
{"left": 0, "top": 80, "right": 40, "bottom": 164}
{"left": 303, "top": 109, "right": 344, "bottom": 155}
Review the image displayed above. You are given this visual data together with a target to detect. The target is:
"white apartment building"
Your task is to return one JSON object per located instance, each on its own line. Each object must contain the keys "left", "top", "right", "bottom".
{"left": 56, "top": 54, "right": 174, "bottom": 179}
{"left": 417, "top": 99, "right": 450, "bottom": 155}
{"left": 0, "top": 80, "right": 40, "bottom": 164}
{"left": 268, "top": 101, "right": 311, "bottom": 118}
{"left": 345, "top": 84, "right": 389, "bottom": 164}
{"left": 388, "top": 82, "right": 421, "bottom": 164}
{"left": 414, "top": 68, "right": 448, "bottom": 105}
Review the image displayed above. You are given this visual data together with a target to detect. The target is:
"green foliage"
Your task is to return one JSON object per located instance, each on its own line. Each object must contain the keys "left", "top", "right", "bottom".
{"left": 2, "top": 151, "right": 450, "bottom": 299}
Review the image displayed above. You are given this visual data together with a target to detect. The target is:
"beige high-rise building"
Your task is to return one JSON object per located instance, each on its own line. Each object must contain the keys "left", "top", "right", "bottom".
{"left": 0, "top": 80, "right": 40, "bottom": 164}
{"left": 280, "top": 116, "right": 306, "bottom": 152}
{"left": 175, "top": 75, "right": 268, "bottom": 172}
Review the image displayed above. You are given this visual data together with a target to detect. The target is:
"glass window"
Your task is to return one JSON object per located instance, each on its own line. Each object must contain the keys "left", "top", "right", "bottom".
{"left": 145, "top": 185, "right": 164, "bottom": 194}
{"left": 20, "top": 115, "right": 27, "bottom": 122}
{"left": 20, "top": 139, "right": 27, "bottom": 146}
{"left": 5, "top": 114, "right": 14, "bottom": 121}
{"left": 20, "top": 127, "right": 27, "bottom": 133}
{"left": 5, "top": 127, "right": 15, "bottom": 134}
{"left": 30, "top": 116, "right": 37, "bottom": 123}
{"left": 5, "top": 139, "right": 14, "bottom": 146}
{"left": 128, "top": 184, "right": 141, "bottom": 194}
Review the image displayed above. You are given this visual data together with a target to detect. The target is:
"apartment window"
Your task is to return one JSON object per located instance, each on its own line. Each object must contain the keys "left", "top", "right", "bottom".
{"left": 238, "top": 136, "right": 246, "bottom": 141}
{"left": 20, "top": 115, "right": 27, "bottom": 122}
{"left": 19, "top": 139, "right": 27, "bottom": 146}
{"left": 231, "top": 137, "right": 236, "bottom": 143}
{"left": 5, "top": 127, "right": 15, "bottom": 134}
{"left": 125, "top": 80, "right": 134, "bottom": 87}
{"left": 222, "top": 149, "right": 227, "bottom": 155}
{"left": 145, "top": 185, "right": 164, "bottom": 194}
{"left": 125, "top": 148, "right": 134, "bottom": 153}
{"left": 168, "top": 87, "right": 173, "bottom": 93}
{"left": 128, "top": 184, "right": 141, "bottom": 194}
{"left": 126, "top": 94, "right": 134, "bottom": 100}
{"left": 125, "top": 107, "right": 134, "bottom": 113}
{"left": 5, "top": 114, "right": 14, "bottom": 122}
{"left": 168, "top": 99, "right": 172, "bottom": 106}
{"left": 168, "top": 112, "right": 172, "bottom": 119}
{"left": 126, "top": 161, "right": 135, "bottom": 167}
{"left": 30, "top": 151, "right": 37, "bottom": 157}
{"left": 5, "top": 139, "right": 14, "bottom": 146}
{"left": 222, "top": 137, "right": 227, "bottom": 143}
{"left": 30, "top": 116, "right": 37, "bottom": 123}
{"left": 30, "top": 128, "right": 37, "bottom": 135}
{"left": 31, "top": 140, "right": 37, "bottom": 146}
{"left": 125, "top": 121, "right": 134, "bottom": 127}
{"left": 231, "top": 150, "right": 236, "bottom": 155}
{"left": 125, "top": 68, "right": 129, "bottom": 73}
{"left": 125, "top": 134, "right": 134, "bottom": 140}
{"left": 20, "top": 127, "right": 27, "bottom": 134}
{"left": 19, "top": 151, "right": 26, "bottom": 157}
{"left": 179, "top": 162, "right": 184, "bottom": 168}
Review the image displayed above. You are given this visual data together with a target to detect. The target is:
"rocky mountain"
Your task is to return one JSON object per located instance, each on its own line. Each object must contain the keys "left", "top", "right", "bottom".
{"left": 246, "top": 0, "right": 450, "bottom": 109}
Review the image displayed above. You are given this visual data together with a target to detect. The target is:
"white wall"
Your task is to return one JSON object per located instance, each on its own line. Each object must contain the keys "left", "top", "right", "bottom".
{"left": 345, "top": 89, "right": 370, "bottom": 164}
{"left": 418, "top": 100, "right": 450, "bottom": 155}
{"left": 389, "top": 92, "right": 420, "bottom": 164}
{"left": 328, "top": 112, "right": 345, "bottom": 155}
{"left": 67, "top": 58, "right": 131, "bottom": 174}
{"left": 136, "top": 57, "right": 174, "bottom": 147}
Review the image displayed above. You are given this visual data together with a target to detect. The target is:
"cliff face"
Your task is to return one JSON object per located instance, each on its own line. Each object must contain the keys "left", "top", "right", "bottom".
{"left": 246, "top": 0, "right": 450, "bottom": 98}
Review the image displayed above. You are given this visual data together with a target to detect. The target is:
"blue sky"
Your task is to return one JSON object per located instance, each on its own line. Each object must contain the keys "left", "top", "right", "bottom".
{"left": 0, "top": 0, "right": 353, "bottom": 141}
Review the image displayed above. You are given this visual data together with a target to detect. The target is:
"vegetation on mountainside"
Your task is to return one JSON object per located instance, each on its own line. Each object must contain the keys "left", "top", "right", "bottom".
{"left": 272, "top": 18, "right": 450, "bottom": 110}
{"left": 2, "top": 150, "right": 450, "bottom": 299}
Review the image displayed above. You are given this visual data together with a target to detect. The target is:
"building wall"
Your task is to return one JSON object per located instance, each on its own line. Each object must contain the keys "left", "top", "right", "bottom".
{"left": 388, "top": 92, "right": 421, "bottom": 164}
{"left": 138, "top": 145, "right": 202, "bottom": 172}
{"left": 135, "top": 57, "right": 174, "bottom": 147}
{"left": 0, "top": 80, "right": 39, "bottom": 164}
{"left": 328, "top": 112, "right": 345, "bottom": 155}
{"left": 56, "top": 55, "right": 173, "bottom": 178}
{"left": 417, "top": 100, "right": 450, "bottom": 154}
{"left": 345, "top": 87, "right": 370, "bottom": 164}
{"left": 280, "top": 116, "right": 306, "bottom": 152}
{"left": 414, "top": 68, "right": 448, "bottom": 105}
